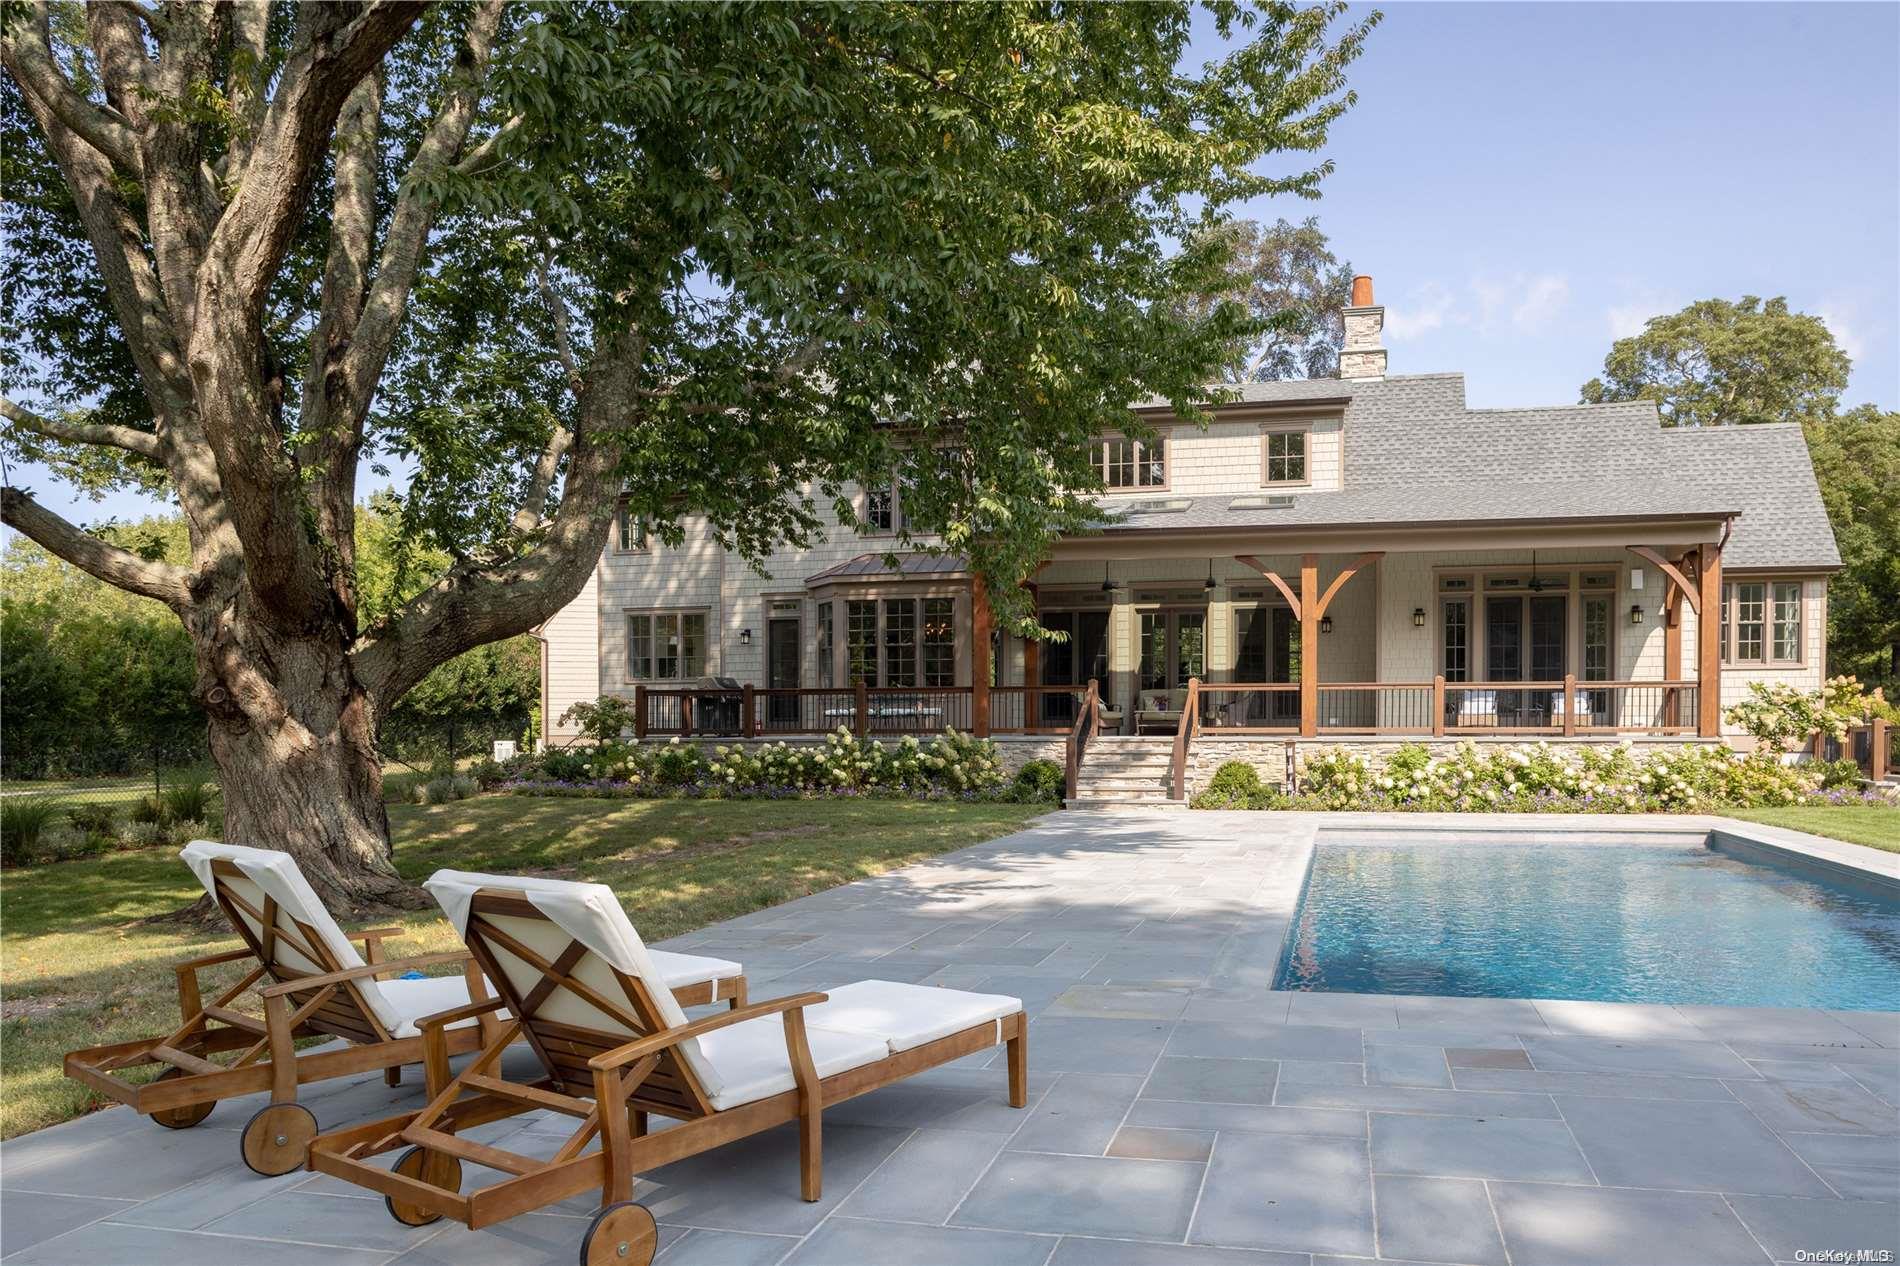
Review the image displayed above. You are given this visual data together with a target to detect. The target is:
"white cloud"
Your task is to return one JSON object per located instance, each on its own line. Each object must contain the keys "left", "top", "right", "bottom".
{"left": 1814, "top": 301, "right": 1867, "bottom": 364}
{"left": 1383, "top": 281, "right": 1459, "bottom": 341}
{"left": 1468, "top": 272, "right": 1569, "bottom": 334}
{"left": 1602, "top": 286, "right": 1683, "bottom": 341}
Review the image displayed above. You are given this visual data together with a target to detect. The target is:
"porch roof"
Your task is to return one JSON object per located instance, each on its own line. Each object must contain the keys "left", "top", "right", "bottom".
{"left": 806, "top": 551, "right": 970, "bottom": 584}
{"left": 1113, "top": 373, "right": 1839, "bottom": 571}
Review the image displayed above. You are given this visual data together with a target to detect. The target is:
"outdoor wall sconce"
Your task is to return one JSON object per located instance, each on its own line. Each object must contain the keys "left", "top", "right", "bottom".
{"left": 1629, "top": 604, "right": 1644, "bottom": 626}
{"left": 1320, "top": 614, "right": 1334, "bottom": 634}
{"left": 1412, "top": 607, "right": 1426, "bottom": 628}
{"left": 739, "top": 628, "right": 752, "bottom": 646}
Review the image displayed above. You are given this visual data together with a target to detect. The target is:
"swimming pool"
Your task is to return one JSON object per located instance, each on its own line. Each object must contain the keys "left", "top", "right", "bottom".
{"left": 1276, "top": 840, "right": 1900, "bottom": 1010}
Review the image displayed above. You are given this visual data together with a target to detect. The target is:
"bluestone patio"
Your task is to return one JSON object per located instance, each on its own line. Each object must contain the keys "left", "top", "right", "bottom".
{"left": 3, "top": 811, "right": 1897, "bottom": 1265}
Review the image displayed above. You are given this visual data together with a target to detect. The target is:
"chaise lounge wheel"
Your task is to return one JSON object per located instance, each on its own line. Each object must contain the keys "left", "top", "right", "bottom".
{"left": 240, "top": 1102, "right": 318, "bottom": 1176}
{"left": 386, "top": 1145, "right": 462, "bottom": 1227}
{"left": 148, "top": 1068, "right": 215, "bottom": 1130}
{"left": 580, "top": 1201, "right": 657, "bottom": 1266}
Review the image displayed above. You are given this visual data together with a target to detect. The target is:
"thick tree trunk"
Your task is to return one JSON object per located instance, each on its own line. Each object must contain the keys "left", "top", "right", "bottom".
{"left": 193, "top": 609, "right": 420, "bottom": 915}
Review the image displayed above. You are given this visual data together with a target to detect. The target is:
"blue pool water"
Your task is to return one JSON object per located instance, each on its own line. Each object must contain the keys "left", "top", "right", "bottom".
{"left": 1276, "top": 842, "right": 1900, "bottom": 1010}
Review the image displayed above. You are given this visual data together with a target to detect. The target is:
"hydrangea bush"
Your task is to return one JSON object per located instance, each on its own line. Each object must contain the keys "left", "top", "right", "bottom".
{"left": 504, "top": 728, "right": 1010, "bottom": 801}
{"left": 1250, "top": 739, "right": 1894, "bottom": 814}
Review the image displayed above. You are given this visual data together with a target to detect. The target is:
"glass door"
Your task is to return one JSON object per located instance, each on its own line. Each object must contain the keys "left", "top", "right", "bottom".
{"left": 767, "top": 617, "right": 800, "bottom": 725}
{"left": 1038, "top": 609, "right": 1110, "bottom": 726}
{"left": 1138, "top": 609, "right": 1206, "bottom": 698}
{"left": 1485, "top": 594, "right": 1566, "bottom": 724}
{"left": 1235, "top": 605, "right": 1300, "bottom": 724}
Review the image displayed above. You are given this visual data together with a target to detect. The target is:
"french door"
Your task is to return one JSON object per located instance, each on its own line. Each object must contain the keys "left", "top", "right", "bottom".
{"left": 1235, "top": 605, "right": 1300, "bottom": 723}
{"left": 1038, "top": 609, "right": 1110, "bottom": 726}
{"left": 1484, "top": 594, "right": 1566, "bottom": 724}
{"left": 1138, "top": 610, "right": 1206, "bottom": 694}
{"left": 766, "top": 617, "right": 801, "bottom": 725}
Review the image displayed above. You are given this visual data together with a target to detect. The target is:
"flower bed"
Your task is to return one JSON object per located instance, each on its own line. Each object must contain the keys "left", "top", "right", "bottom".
{"left": 498, "top": 729, "right": 1060, "bottom": 804}
{"left": 1193, "top": 740, "right": 1899, "bottom": 814}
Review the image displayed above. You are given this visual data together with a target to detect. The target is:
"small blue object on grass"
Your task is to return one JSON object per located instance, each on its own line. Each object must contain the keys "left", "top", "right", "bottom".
{"left": 398, "top": 970, "right": 428, "bottom": 980}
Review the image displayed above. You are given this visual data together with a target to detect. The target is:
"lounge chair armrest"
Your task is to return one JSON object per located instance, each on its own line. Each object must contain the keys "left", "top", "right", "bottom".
{"left": 589, "top": 991, "right": 830, "bottom": 1071}
{"left": 173, "top": 945, "right": 255, "bottom": 975}
{"left": 259, "top": 950, "right": 471, "bottom": 997}
{"left": 355, "top": 926, "right": 404, "bottom": 950}
{"left": 415, "top": 995, "right": 507, "bottom": 1033}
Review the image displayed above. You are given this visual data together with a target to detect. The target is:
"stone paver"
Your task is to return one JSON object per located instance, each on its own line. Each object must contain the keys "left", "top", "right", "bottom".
{"left": 3, "top": 810, "right": 1897, "bottom": 1265}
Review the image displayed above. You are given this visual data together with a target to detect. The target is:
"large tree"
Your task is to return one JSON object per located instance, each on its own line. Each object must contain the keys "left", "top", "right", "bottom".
{"left": 1803, "top": 405, "right": 1900, "bottom": 687}
{"left": 1580, "top": 295, "right": 1850, "bottom": 427}
{"left": 1577, "top": 295, "right": 1898, "bottom": 688}
{"left": 1179, "top": 215, "right": 1353, "bottom": 380}
{"left": 2, "top": 2, "right": 1373, "bottom": 909}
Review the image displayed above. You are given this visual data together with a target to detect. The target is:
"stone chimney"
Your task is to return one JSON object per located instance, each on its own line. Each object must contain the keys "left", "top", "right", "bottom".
{"left": 1339, "top": 273, "right": 1386, "bottom": 381}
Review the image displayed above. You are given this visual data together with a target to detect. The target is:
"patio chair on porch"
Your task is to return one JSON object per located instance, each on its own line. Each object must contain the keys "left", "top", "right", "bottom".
{"left": 308, "top": 870, "right": 1027, "bottom": 1265}
{"left": 62, "top": 843, "right": 746, "bottom": 1177}
{"left": 1135, "top": 688, "right": 1186, "bottom": 734}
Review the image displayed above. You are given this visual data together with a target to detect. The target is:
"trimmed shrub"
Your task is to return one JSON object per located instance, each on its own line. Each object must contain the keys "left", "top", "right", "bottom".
{"left": 65, "top": 802, "right": 117, "bottom": 837}
{"left": 1810, "top": 758, "right": 1864, "bottom": 790}
{"left": 1009, "top": 759, "right": 1065, "bottom": 804}
{"left": 121, "top": 820, "right": 166, "bottom": 848}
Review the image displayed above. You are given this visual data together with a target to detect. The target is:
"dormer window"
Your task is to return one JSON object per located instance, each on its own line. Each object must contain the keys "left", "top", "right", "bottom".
{"left": 1263, "top": 427, "right": 1309, "bottom": 486}
{"left": 1091, "top": 435, "right": 1166, "bottom": 490}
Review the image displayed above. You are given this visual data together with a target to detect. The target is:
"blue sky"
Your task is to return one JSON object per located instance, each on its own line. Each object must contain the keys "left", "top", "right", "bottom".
{"left": 9, "top": 1, "right": 1897, "bottom": 534}
{"left": 1240, "top": 1, "right": 1900, "bottom": 409}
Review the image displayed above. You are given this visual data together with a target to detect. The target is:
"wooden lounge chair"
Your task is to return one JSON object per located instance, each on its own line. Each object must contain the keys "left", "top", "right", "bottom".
{"left": 62, "top": 843, "right": 746, "bottom": 1177}
{"left": 309, "top": 870, "right": 1027, "bottom": 1265}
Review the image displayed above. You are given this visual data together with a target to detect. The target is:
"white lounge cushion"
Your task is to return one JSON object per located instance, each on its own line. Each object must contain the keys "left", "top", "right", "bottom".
{"left": 808, "top": 980, "right": 1022, "bottom": 1055}
{"left": 694, "top": 1017, "right": 888, "bottom": 1111}
{"left": 650, "top": 949, "right": 743, "bottom": 990}
{"left": 377, "top": 974, "right": 505, "bottom": 1039}
{"left": 179, "top": 841, "right": 406, "bottom": 1036}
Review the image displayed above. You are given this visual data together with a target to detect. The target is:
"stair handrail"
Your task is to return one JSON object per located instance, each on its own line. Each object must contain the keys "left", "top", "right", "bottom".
{"left": 1064, "top": 678, "right": 1100, "bottom": 801}
{"left": 1170, "top": 677, "right": 1201, "bottom": 801}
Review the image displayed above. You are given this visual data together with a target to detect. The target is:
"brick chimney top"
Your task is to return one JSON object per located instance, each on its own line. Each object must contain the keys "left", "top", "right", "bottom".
{"left": 1350, "top": 274, "right": 1374, "bottom": 307}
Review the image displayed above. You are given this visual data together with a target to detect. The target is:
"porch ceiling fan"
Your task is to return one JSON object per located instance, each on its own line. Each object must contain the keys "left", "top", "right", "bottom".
{"left": 1526, "top": 550, "right": 1557, "bottom": 592}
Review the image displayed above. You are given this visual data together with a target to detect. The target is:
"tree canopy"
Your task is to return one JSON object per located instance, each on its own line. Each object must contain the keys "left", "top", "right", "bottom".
{"left": 1577, "top": 294, "right": 1896, "bottom": 687}
{"left": 1579, "top": 295, "right": 1850, "bottom": 428}
{"left": 2, "top": 0, "right": 1376, "bottom": 903}
{"left": 1179, "top": 216, "right": 1353, "bottom": 380}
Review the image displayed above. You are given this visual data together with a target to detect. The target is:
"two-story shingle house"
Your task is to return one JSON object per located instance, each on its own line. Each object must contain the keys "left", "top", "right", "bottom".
{"left": 535, "top": 276, "right": 1840, "bottom": 797}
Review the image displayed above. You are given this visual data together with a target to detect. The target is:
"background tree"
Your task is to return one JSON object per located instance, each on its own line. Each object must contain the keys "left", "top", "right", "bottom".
{"left": 1578, "top": 295, "right": 1897, "bottom": 690}
{"left": 2, "top": 1, "right": 1374, "bottom": 909}
{"left": 1802, "top": 405, "right": 1900, "bottom": 687}
{"left": 1179, "top": 216, "right": 1354, "bottom": 380}
{"left": 1580, "top": 296, "right": 1849, "bottom": 427}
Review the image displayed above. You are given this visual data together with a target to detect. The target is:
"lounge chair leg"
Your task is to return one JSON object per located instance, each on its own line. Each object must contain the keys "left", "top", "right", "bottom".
{"left": 630, "top": 1109, "right": 647, "bottom": 1138}
{"left": 1007, "top": 1023, "right": 1028, "bottom": 1109}
{"left": 384, "top": 1065, "right": 402, "bottom": 1087}
{"left": 798, "top": 1102, "right": 821, "bottom": 1202}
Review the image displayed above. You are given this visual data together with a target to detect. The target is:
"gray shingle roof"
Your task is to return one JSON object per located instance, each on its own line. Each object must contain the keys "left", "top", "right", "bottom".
{"left": 1098, "top": 374, "right": 1839, "bottom": 570}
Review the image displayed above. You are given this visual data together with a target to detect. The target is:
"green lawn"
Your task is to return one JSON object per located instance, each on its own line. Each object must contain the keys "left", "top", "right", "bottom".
{"left": 0, "top": 795, "right": 1046, "bottom": 1139}
{"left": 1720, "top": 805, "right": 1900, "bottom": 854}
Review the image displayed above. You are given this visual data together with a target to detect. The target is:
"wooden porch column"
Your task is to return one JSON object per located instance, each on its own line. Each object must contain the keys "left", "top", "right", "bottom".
{"left": 1696, "top": 539, "right": 1723, "bottom": 738}
{"left": 971, "top": 578, "right": 992, "bottom": 737}
{"left": 1300, "top": 554, "right": 1319, "bottom": 738}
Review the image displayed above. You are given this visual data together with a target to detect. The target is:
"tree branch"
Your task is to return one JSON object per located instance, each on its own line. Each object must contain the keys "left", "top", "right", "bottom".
{"left": 337, "top": 0, "right": 505, "bottom": 411}
{"left": 356, "top": 323, "right": 645, "bottom": 704}
{"left": 1, "top": 5, "right": 143, "bottom": 174}
{"left": 509, "top": 254, "right": 583, "bottom": 533}
{"left": 452, "top": 112, "right": 522, "bottom": 175}
{"left": 219, "top": 0, "right": 272, "bottom": 179}
{"left": 0, "top": 487, "right": 191, "bottom": 608}
{"left": 2, "top": 396, "right": 164, "bottom": 459}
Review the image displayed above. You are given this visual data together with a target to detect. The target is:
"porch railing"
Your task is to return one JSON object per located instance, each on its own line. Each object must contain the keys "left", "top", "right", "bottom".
{"left": 634, "top": 684, "right": 973, "bottom": 739}
{"left": 1196, "top": 684, "right": 1301, "bottom": 734}
{"left": 1064, "top": 679, "right": 1102, "bottom": 801}
{"left": 1821, "top": 719, "right": 1893, "bottom": 782}
{"left": 989, "top": 685, "right": 1104, "bottom": 734}
{"left": 1307, "top": 678, "right": 1699, "bottom": 736}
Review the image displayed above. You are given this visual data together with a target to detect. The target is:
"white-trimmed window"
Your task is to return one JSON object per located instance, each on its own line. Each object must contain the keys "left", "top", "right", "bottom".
{"left": 626, "top": 610, "right": 707, "bottom": 680}
{"left": 614, "top": 505, "right": 648, "bottom": 552}
{"left": 841, "top": 596, "right": 958, "bottom": 686}
{"left": 865, "top": 486, "right": 899, "bottom": 534}
{"left": 1090, "top": 435, "right": 1166, "bottom": 490}
{"left": 1263, "top": 429, "right": 1308, "bottom": 485}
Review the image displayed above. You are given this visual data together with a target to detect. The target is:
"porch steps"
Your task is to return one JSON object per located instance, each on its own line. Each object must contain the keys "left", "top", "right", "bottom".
{"left": 1066, "top": 737, "right": 1183, "bottom": 810}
